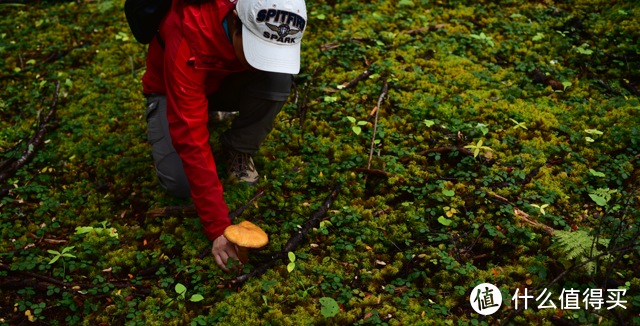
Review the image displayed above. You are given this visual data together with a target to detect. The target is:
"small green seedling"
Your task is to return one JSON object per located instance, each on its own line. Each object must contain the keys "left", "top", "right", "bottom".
{"left": 464, "top": 139, "right": 492, "bottom": 158}
{"left": 346, "top": 116, "right": 368, "bottom": 135}
{"left": 469, "top": 32, "right": 494, "bottom": 47}
{"left": 48, "top": 246, "right": 76, "bottom": 278}
{"left": 75, "top": 220, "right": 118, "bottom": 238}
{"left": 48, "top": 246, "right": 76, "bottom": 265}
{"left": 287, "top": 252, "right": 296, "bottom": 272}
{"left": 174, "top": 283, "right": 204, "bottom": 310}
{"left": 298, "top": 281, "right": 317, "bottom": 298}
{"left": 530, "top": 204, "right": 549, "bottom": 215}
{"left": 589, "top": 169, "right": 605, "bottom": 177}
{"left": 510, "top": 119, "right": 527, "bottom": 130}
{"left": 532, "top": 32, "right": 544, "bottom": 41}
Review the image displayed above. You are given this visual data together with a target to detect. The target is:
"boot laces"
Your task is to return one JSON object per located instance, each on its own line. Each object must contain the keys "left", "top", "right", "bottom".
{"left": 228, "top": 150, "right": 255, "bottom": 178}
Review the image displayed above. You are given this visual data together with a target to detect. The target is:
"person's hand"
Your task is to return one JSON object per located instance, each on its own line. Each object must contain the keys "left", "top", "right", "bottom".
{"left": 211, "top": 234, "right": 240, "bottom": 272}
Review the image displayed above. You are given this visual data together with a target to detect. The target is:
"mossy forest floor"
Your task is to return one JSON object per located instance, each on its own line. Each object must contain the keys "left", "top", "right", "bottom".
{"left": 1, "top": 0, "right": 640, "bottom": 325}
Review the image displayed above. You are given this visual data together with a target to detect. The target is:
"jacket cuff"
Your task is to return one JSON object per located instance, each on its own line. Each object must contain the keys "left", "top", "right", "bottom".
{"left": 204, "top": 218, "right": 231, "bottom": 241}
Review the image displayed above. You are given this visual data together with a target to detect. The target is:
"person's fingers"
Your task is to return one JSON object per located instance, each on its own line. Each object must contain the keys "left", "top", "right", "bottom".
{"left": 219, "top": 251, "right": 231, "bottom": 270}
{"left": 213, "top": 253, "right": 230, "bottom": 272}
{"left": 227, "top": 243, "right": 240, "bottom": 261}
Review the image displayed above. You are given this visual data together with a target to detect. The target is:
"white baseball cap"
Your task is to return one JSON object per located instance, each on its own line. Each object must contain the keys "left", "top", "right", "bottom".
{"left": 237, "top": 0, "right": 307, "bottom": 74}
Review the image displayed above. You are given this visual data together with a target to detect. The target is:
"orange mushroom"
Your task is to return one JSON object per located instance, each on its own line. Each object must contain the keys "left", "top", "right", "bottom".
{"left": 223, "top": 221, "right": 269, "bottom": 265}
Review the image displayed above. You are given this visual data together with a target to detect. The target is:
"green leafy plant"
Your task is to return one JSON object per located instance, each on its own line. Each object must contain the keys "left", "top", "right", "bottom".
{"left": 319, "top": 297, "right": 340, "bottom": 317}
{"left": 552, "top": 230, "right": 611, "bottom": 274}
{"left": 589, "top": 188, "right": 617, "bottom": 206}
{"left": 287, "top": 251, "right": 296, "bottom": 272}
{"left": 47, "top": 246, "right": 76, "bottom": 274}
{"left": 584, "top": 129, "right": 603, "bottom": 143}
{"left": 464, "top": 139, "right": 492, "bottom": 158}
{"left": 530, "top": 204, "right": 549, "bottom": 215}
{"left": 469, "top": 32, "right": 494, "bottom": 47}
{"left": 509, "top": 119, "right": 527, "bottom": 130}
{"left": 75, "top": 221, "right": 118, "bottom": 238}
{"left": 346, "top": 116, "right": 368, "bottom": 135}
{"left": 170, "top": 283, "right": 204, "bottom": 310}
{"left": 575, "top": 45, "right": 593, "bottom": 55}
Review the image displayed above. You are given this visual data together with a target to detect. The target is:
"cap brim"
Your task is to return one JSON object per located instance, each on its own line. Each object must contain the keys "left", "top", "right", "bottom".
{"left": 242, "top": 24, "right": 300, "bottom": 75}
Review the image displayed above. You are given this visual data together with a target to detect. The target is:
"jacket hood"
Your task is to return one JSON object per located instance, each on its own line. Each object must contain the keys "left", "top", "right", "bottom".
{"left": 177, "top": 0, "right": 245, "bottom": 71}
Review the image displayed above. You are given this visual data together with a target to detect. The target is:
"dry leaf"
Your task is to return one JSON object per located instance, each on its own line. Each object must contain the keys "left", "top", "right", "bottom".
{"left": 143, "top": 239, "right": 147, "bottom": 246}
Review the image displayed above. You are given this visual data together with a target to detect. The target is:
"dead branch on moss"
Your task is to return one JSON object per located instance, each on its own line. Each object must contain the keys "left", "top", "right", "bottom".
{"left": 228, "top": 190, "right": 266, "bottom": 221}
{"left": 531, "top": 69, "right": 564, "bottom": 91}
{"left": 466, "top": 17, "right": 486, "bottom": 28}
{"left": 350, "top": 168, "right": 404, "bottom": 181}
{"left": 620, "top": 78, "right": 640, "bottom": 97}
{"left": 0, "top": 264, "right": 147, "bottom": 290}
{"left": 0, "top": 81, "right": 60, "bottom": 196}
{"left": 216, "top": 185, "right": 340, "bottom": 288}
{"left": 585, "top": 68, "right": 622, "bottom": 96}
{"left": 366, "top": 80, "right": 388, "bottom": 173}
{"left": 372, "top": 208, "right": 390, "bottom": 217}
{"left": 338, "top": 69, "right": 374, "bottom": 90}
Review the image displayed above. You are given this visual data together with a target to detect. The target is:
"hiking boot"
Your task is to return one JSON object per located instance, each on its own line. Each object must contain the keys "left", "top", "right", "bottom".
{"left": 224, "top": 147, "right": 259, "bottom": 186}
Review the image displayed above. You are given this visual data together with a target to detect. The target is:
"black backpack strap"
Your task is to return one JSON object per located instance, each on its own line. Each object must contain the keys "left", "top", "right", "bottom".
{"left": 156, "top": 30, "right": 165, "bottom": 50}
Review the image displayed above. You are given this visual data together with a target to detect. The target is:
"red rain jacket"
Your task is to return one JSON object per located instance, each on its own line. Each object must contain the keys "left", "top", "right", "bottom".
{"left": 142, "top": 0, "right": 245, "bottom": 241}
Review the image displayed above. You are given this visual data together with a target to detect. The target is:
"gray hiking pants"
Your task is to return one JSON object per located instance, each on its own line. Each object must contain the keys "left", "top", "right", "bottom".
{"left": 144, "top": 70, "right": 292, "bottom": 198}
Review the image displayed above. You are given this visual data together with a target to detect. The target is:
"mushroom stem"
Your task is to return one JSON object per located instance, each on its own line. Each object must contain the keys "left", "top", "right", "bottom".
{"left": 238, "top": 246, "right": 249, "bottom": 265}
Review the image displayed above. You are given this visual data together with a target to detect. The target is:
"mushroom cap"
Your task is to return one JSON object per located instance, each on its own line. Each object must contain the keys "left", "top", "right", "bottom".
{"left": 223, "top": 221, "right": 269, "bottom": 249}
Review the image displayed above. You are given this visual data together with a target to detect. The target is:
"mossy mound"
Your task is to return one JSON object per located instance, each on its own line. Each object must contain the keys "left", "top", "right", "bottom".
{"left": 1, "top": 0, "right": 639, "bottom": 325}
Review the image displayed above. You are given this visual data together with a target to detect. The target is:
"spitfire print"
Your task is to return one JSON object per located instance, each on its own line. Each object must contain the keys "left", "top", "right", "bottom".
{"left": 266, "top": 23, "right": 300, "bottom": 38}
{"left": 256, "top": 9, "right": 306, "bottom": 44}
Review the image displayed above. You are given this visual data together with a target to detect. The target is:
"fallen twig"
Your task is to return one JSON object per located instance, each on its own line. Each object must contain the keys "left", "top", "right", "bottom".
{"left": 531, "top": 69, "right": 564, "bottom": 91}
{"left": 0, "top": 81, "right": 60, "bottom": 196}
{"left": 337, "top": 69, "right": 373, "bottom": 90}
{"left": 585, "top": 68, "right": 621, "bottom": 96}
{"left": 350, "top": 168, "right": 403, "bottom": 181}
{"left": 619, "top": 78, "right": 640, "bottom": 97}
{"left": 0, "top": 264, "right": 145, "bottom": 290}
{"left": 217, "top": 185, "right": 340, "bottom": 288}
{"left": 366, "top": 80, "right": 388, "bottom": 173}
